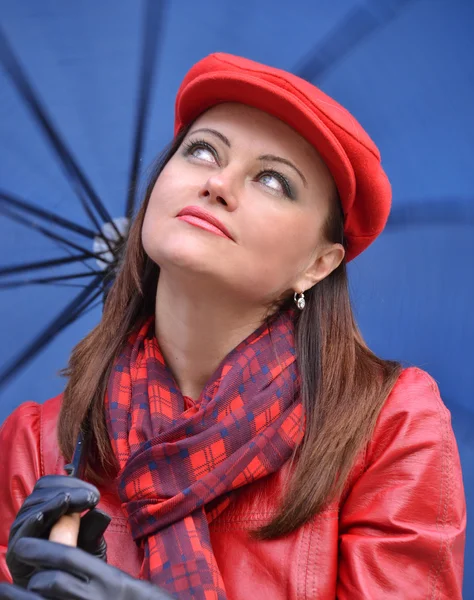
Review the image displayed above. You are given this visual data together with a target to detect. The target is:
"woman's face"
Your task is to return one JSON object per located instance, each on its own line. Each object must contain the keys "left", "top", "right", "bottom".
{"left": 142, "top": 103, "right": 344, "bottom": 306}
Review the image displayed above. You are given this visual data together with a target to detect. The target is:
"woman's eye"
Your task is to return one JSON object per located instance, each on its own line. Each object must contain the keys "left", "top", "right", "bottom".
{"left": 258, "top": 171, "right": 294, "bottom": 199}
{"left": 191, "top": 146, "right": 215, "bottom": 162}
{"left": 259, "top": 172, "right": 281, "bottom": 191}
{"left": 184, "top": 141, "right": 217, "bottom": 164}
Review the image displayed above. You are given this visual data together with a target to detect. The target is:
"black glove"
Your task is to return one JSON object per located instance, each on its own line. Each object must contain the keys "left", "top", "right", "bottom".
{"left": 11, "top": 538, "right": 174, "bottom": 600}
{"left": 7, "top": 475, "right": 111, "bottom": 588}
{"left": 0, "top": 583, "right": 43, "bottom": 599}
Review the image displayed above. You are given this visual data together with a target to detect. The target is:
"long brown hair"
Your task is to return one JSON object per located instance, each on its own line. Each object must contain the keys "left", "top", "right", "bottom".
{"left": 58, "top": 126, "right": 401, "bottom": 539}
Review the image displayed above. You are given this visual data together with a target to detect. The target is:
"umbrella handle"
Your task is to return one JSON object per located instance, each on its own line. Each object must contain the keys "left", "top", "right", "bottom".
{"left": 47, "top": 425, "right": 89, "bottom": 546}
{"left": 49, "top": 513, "right": 80, "bottom": 546}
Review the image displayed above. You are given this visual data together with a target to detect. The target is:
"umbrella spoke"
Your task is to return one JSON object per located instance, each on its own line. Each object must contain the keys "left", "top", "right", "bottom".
{"left": 0, "top": 254, "right": 95, "bottom": 277}
{"left": 78, "top": 298, "right": 103, "bottom": 319}
{"left": 0, "top": 271, "right": 97, "bottom": 289}
{"left": 0, "top": 273, "right": 105, "bottom": 390}
{"left": 0, "top": 205, "right": 111, "bottom": 262}
{"left": 49, "top": 239, "right": 99, "bottom": 275}
{"left": 125, "top": 0, "right": 167, "bottom": 219}
{"left": 387, "top": 198, "right": 474, "bottom": 228}
{"left": 62, "top": 288, "right": 104, "bottom": 328}
{"left": 0, "top": 190, "right": 97, "bottom": 239}
{"left": 294, "top": 0, "right": 418, "bottom": 82}
{"left": 0, "top": 27, "right": 121, "bottom": 248}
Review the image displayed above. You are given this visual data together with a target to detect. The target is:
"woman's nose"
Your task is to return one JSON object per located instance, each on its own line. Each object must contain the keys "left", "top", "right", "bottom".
{"left": 198, "top": 171, "right": 238, "bottom": 211}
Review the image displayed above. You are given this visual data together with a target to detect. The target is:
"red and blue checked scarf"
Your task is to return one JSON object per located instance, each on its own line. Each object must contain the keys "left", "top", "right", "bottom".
{"left": 106, "top": 310, "right": 304, "bottom": 599}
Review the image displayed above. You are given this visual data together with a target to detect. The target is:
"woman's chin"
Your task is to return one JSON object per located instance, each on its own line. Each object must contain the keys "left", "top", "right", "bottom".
{"left": 148, "top": 239, "right": 226, "bottom": 276}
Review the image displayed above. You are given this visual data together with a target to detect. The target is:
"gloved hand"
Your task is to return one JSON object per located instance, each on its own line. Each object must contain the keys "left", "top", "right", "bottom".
{"left": 9, "top": 538, "right": 175, "bottom": 600}
{"left": 0, "top": 583, "right": 43, "bottom": 599}
{"left": 7, "top": 475, "right": 111, "bottom": 588}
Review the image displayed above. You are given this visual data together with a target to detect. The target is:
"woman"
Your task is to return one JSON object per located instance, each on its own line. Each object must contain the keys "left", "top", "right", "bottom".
{"left": 0, "top": 53, "right": 466, "bottom": 600}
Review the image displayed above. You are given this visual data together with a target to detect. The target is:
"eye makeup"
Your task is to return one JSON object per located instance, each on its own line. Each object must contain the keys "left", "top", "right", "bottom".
{"left": 182, "top": 138, "right": 298, "bottom": 200}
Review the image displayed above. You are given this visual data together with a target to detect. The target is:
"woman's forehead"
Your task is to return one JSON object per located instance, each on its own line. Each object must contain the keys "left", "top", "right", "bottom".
{"left": 193, "top": 102, "right": 304, "bottom": 143}
{"left": 191, "top": 103, "right": 334, "bottom": 188}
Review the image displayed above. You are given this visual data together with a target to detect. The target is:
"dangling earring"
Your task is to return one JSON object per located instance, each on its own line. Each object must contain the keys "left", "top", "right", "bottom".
{"left": 294, "top": 291, "right": 305, "bottom": 310}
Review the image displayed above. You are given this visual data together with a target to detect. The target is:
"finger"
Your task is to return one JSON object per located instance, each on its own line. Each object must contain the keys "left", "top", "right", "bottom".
{"left": 28, "top": 570, "right": 89, "bottom": 600}
{"left": 15, "top": 487, "right": 99, "bottom": 537}
{"left": 28, "top": 489, "right": 99, "bottom": 536}
{"left": 12, "top": 493, "right": 69, "bottom": 542}
{"left": 32, "top": 492, "right": 73, "bottom": 533}
{"left": 78, "top": 509, "right": 111, "bottom": 546}
{"left": 51, "top": 488, "right": 99, "bottom": 517}
{"left": 0, "top": 583, "right": 43, "bottom": 600}
{"left": 13, "top": 539, "right": 101, "bottom": 581}
{"left": 49, "top": 513, "right": 81, "bottom": 546}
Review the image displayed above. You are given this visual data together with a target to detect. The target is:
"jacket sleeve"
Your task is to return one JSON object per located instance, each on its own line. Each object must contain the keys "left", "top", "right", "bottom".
{"left": 0, "top": 402, "right": 43, "bottom": 583}
{"left": 336, "top": 367, "right": 466, "bottom": 600}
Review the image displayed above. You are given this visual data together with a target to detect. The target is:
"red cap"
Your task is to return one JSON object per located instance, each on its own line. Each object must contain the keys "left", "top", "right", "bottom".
{"left": 174, "top": 53, "right": 391, "bottom": 261}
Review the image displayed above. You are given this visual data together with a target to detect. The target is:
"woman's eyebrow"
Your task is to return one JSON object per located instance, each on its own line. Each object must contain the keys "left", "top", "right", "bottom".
{"left": 187, "top": 129, "right": 307, "bottom": 187}
{"left": 258, "top": 154, "right": 307, "bottom": 187}
{"left": 188, "top": 127, "right": 231, "bottom": 147}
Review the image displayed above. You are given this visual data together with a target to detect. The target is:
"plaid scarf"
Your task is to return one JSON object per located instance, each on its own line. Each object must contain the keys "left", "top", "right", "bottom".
{"left": 106, "top": 310, "right": 304, "bottom": 599}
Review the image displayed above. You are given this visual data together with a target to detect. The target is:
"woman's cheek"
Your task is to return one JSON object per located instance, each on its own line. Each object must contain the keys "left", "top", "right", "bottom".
{"left": 241, "top": 223, "right": 297, "bottom": 287}
{"left": 254, "top": 214, "right": 305, "bottom": 257}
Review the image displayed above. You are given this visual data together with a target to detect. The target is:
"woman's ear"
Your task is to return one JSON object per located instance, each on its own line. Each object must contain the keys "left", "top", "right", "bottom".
{"left": 294, "top": 243, "right": 345, "bottom": 292}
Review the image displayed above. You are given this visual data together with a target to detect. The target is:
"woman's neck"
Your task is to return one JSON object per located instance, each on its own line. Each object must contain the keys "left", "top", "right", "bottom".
{"left": 154, "top": 271, "right": 267, "bottom": 400}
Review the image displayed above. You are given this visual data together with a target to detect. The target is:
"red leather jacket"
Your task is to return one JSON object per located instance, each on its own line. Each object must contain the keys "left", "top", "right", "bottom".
{"left": 0, "top": 367, "right": 466, "bottom": 598}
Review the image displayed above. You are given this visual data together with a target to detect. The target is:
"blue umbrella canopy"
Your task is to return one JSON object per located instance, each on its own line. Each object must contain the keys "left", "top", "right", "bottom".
{"left": 1, "top": 0, "right": 473, "bottom": 594}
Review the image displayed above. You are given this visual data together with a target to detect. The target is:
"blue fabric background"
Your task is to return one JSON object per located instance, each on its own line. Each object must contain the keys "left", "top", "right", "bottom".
{"left": 0, "top": 1, "right": 472, "bottom": 595}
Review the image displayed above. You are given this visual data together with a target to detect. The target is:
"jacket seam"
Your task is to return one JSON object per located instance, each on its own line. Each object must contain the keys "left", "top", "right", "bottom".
{"left": 108, "top": 523, "right": 132, "bottom": 533}
{"left": 39, "top": 404, "right": 45, "bottom": 478}
{"left": 214, "top": 514, "right": 276, "bottom": 522}
{"left": 306, "top": 518, "right": 320, "bottom": 599}
{"left": 426, "top": 373, "right": 453, "bottom": 600}
{"left": 296, "top": 515, "right": 309, "bottom": 599}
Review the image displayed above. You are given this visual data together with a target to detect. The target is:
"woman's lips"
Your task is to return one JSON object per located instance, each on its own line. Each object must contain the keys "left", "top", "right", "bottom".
{"left": 176, "top": 206, "right": 234, "bottom": 240}
{"left": 177, "top": 215, "right": 230, "bottom": 239}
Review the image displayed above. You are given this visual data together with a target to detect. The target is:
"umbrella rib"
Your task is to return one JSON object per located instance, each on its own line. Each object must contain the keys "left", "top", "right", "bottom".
{"left": 0, "top": 273, "right": 105, "bottom": 390}
{"left": 78, "top": 297, "right": 103, "bottom": 319}
{"left": 293, "top": 0, "right": 418, "bottom": 82}
{"left": 42, "top": 282, "right": 99, "bottom": 289}
{"left": 62, "top": 287, "right": 104, "bottom": 328}
{"left": 0, "top": 271, "right": 97, "bottom": 289}
{"left": 0, "top": 253, "right": 96, "bottom": 277}
{"left": 0, "top": 205, "right": 111, "bottom": 262}
{"left": 49, "top": 238, "right": 100, "bottom": 275}
{"left": 387, "top": 198, "right": 474, "bottom": 228}
{"left": 0, "top": 190, "right": 97, "bottom": 239}
{"left": 125, "top": 0, "right": 166, "bottom": 219}
{"left": 0, "top": 27, "right": 121, "bottom": 247}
